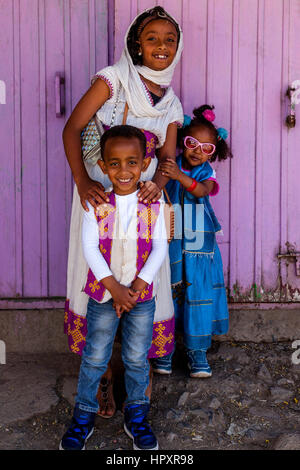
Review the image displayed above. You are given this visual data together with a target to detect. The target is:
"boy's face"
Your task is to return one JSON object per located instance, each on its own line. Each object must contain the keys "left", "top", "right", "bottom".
{"left": 99, "top": 137, "right": 149, "bottom": 196}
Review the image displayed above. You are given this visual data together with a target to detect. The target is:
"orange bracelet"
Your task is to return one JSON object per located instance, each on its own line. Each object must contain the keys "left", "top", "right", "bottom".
{"left": 186, "top": 178, "right": 197, "bottom": 192}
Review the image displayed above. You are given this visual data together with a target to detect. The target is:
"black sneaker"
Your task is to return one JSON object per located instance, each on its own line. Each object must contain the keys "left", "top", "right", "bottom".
{"left": 124, "top": 403, "right": 158, "bottom": 450}
{"left": 152, "top": 353, "right": 173, "bottom": 375}
{"left": 59, "top": 405, "right": 95, "bottom": 450}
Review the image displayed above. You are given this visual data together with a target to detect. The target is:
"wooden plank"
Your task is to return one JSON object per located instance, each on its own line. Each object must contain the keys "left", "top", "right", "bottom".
{"left": 95, "top": 0, "right": 109, "bottom": 72}
{"left": 159, "top": 0, "right": 182, "bottom": 97}
{"left": 206, "top": 0, "right": 233, "bottom": 286}
{"left": 107, "top": 0, "right": 115, "bottom": 65}
{"left": 45, "top": 0, "right": 68, "bottom": 296}
{"left": 89, "top": 0, "right": 97, "bottom": 79}
{"left": 114, "top": 0, "right": 133, "bottom": 62}
{"left": 181, "top": 0, "right": 208, "bottom": 115}
{"left": 63, "top": 0, "right": 73, "bottom": 220}
{"left": 13, "top": 0, "right": 23, "bottom": 297}
{"left": 284, "top": 0, "right": 300, "bottom": 298}
{"left": 70, "top": 0, "right": 91, "bottom": 107}
{"left": 280, "top": 0, "right": 290, "bottom": 295}
{"left": 230, "top": 0, "right": 258, "bottom": 298}
{"left": 20, "top": 0, "right": 43, "bottom": 296}
{"left": 255, "top": 0, "right": 283, "bottom": 297}
{"left": 0, "top": 0, "right": 18, "bottom": 296}
{"left": 38, "top": 0, "right": 48, "bottom": 296}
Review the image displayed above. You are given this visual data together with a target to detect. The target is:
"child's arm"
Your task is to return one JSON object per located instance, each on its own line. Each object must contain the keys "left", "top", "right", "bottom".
{"left": 137, "top": 122, "right": 177, "bottom": 203}
{"left": 63, "top": 78, "right": 111, "bottom": 211}
{"left": 159, "top": 158, "right": 215, "bottom": 198}
{"left": 82, "top": 203, "right": 139, "bottom": 315}
{"left": 131, "top": 202, "right": 168, "bottom": 292}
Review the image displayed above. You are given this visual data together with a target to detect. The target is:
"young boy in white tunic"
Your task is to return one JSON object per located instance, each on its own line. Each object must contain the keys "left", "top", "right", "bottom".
{"left": 60, "top": 125, "right": 168, "bottom": 451}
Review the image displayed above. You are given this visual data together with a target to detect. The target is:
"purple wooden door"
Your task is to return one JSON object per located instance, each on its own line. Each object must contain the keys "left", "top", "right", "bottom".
{"left": 113, "top": 0, "right": 300, "bottom": 303}
{"left": 1, "top": 0, "right": 300, "bottom": 306}
{"left": 0, "top": 0, "right": 109, "bottom": 304}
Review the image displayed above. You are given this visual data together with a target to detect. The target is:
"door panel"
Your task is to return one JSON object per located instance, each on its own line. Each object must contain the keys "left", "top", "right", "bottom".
{"left": 1, "top": 0, "right": 299, "bottom": 303}
{"left": 0, "top": 0, "right": 109, "bottom": 299}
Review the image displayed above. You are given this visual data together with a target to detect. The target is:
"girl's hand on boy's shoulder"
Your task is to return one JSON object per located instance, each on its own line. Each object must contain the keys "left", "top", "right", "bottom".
{"left": 159, "top": 158, "right": 181, "bottom": 180}
{"left": 77, "top": 176, "right": 109, "bottom": 211}
{"left": 138, "top": 181, "right": 162, "bottom": 203}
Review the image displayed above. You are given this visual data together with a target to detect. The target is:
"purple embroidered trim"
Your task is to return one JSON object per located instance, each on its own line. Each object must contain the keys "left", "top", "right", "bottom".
{"left": 142, "top": 129, "right": 158, "bottom": 159}
{"left": 64, "top": 299, "right": 174, "bottom": 358}
{"left": 141, "top": 79, "right": 154, "bottom": 107}
{"left": 84, "top": 192, "right": 116, "bottom": 302}
{"left": 148, "top": 316, "right": 175, "bottom": 358}
{"left": 83, "top": 193, "right": 160, "bottom": 303}
{"left": 64, "top": 299, "right": 87, "bottom": 356}
{"left": 97, "top": 74, "right": 114, "bottom": 99}
{"left": 135, "top": 201, "right": 160, "bottom": 302}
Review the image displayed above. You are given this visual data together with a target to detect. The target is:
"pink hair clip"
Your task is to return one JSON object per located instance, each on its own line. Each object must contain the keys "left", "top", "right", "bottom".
{"left": 202, "top": 109, "right": 215, "bottom": 122}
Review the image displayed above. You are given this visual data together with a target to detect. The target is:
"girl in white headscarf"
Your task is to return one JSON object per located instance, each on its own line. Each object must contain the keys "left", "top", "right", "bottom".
{"left": 63, "top": 6, "right": 183, "bottom": 417}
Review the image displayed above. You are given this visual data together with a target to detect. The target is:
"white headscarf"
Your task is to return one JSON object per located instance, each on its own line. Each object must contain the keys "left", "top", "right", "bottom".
{"left": 113, "top": 7, "right": 183, "bottom": 120}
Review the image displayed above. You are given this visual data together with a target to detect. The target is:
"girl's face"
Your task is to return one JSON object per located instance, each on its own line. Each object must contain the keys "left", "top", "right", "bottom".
{"left": 138, "top": 19, "right": 178, "bottom": 71}
{"left": 183, "top": 126, "right": 217, "bottom": 169}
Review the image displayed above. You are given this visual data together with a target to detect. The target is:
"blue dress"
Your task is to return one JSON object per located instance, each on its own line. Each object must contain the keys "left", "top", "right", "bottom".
{"left": 166, "top": 154, "right": 229, "bottom": 351}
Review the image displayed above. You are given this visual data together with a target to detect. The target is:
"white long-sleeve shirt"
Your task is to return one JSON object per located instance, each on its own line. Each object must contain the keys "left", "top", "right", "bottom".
{"left": 82, "top": 191, "right": 168, "bottom": 286}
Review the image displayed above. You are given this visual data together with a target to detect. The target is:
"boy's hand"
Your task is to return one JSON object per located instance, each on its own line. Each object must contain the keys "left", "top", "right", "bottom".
{"left": 110, "top": 283, "right": 140, "bottom": 312}
{"left": 159, "top": 158, "right": 182, "bottom": 181}
{"left": 113, "top": 289, "right": 140, "bottom": 318}
{"left": 101, "top": 276, "right": 141, "bottom": 315}
{"left": 137, "top": 181, "right": 162, "bottom": 203}
{"left": 131, "top": 277, "right": 147, "bottom": 295}
{"left": 113, "top": 303, "right": 124, "bottom": 318}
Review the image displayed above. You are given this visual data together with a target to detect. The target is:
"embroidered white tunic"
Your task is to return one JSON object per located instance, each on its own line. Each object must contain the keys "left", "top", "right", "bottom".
{"left": 82, "top": 191, "right": 168, "bottom": 303}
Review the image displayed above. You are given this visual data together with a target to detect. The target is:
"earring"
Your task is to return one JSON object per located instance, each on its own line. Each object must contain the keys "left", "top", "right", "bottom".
{"left": 138, "top": 51, "right": 142, "bottom": 56}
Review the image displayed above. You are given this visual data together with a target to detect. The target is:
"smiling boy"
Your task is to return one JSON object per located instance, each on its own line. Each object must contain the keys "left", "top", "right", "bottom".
{"left": 60, "top": 125, "right": 168, "bottom": 451}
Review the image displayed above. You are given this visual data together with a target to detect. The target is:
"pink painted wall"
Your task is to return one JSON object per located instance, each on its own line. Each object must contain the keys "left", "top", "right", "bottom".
{"left": 0, "top": 0, "right": 300, "bottom": 306}
{"left": 0, "top": 0, "right": 109, "bottom": 303}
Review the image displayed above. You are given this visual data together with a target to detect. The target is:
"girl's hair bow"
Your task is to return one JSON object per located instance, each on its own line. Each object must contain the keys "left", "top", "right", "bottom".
{"left": 217, "top": 127, "right": 228, "bottom": 141}
{"left": 183, "top": 114, "right": 192, "bottom": 128}
{"left": 202, "top": 109, "right": 215, "bottom": 122}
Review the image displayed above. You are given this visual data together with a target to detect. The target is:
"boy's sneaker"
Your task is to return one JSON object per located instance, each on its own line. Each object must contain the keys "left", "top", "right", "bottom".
{"left": 152, "top": 353, "right": 173, "bottom": 375}
{"left": 187, "top": 349, "right": 212, "bottom": 378}
{"left": 124, "top": 403, "right": 159, "bottom": 450}
{"left": 59, "top": 405, "right": 95, "bottom": 450}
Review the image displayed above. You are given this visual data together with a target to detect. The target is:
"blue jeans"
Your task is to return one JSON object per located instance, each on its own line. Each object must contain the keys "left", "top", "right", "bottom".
{"left": 76, "top": 297, "right": 155, "bottom": 413}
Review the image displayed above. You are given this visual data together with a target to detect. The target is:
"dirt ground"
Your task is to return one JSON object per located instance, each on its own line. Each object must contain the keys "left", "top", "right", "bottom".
{"left": 0, "top": 340, "right": 300, "bottom": 452}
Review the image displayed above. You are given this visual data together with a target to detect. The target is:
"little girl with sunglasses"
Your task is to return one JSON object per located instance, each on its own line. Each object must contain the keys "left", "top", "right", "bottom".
{"left": 154, "top": 104, "right": 232, "bottom": 378}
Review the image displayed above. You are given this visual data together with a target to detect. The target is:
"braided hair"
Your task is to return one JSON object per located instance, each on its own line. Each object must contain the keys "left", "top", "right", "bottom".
{"left": 178, "top": 105, "right": 233, "bottom": 162}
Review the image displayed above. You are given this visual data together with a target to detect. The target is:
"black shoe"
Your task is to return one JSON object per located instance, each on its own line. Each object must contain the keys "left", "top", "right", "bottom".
{"left": 124, "top": 403, "right": 158, "bottom": 450}
{"left": 152, "top": 353, "right": 173, "bottom": 375}
{"left": 187, "top": 349, "right": 212, "bottom": 378}
{"left": 59, "top": 405, "right": 95, "bottom": 450}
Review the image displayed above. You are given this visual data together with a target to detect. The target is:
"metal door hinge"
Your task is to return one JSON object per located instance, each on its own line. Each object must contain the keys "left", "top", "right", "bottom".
{"left": 277, "top": 242, "right": 300, "bottom": 276}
